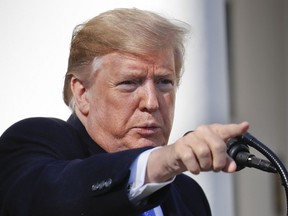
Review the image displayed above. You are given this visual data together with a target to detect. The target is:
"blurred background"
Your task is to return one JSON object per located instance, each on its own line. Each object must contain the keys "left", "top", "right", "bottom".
{"left": 0, "top": 0, "right": 287, "bottom": 215}
{"left": 227, "top": 0, "right": 287, "bottom": 215}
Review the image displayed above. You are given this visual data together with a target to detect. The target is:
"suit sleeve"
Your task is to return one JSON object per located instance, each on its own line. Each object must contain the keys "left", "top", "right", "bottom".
{"left": 0, "top": 118, "right": 164, "bottom": 216}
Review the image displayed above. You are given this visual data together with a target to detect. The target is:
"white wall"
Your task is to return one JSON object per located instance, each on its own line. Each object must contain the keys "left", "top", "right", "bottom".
{"left": 0, "top": 1, "right": 233, "bottom": 215}
{"left": 0, "top": 0, "right": 193, "bottom": 133}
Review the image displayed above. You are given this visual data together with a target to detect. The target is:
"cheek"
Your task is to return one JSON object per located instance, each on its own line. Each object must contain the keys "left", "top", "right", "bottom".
{"left": 93, "top": 95, "right": 135, "bottom": 129}
{"left": 163, "top": 93, "right": 175, "bottom": 115}
{"left": 164, "top": 107, "right": 175, "bottom": 131}
{"left": 161, "top": 94, "right": 175, "bottom": 127}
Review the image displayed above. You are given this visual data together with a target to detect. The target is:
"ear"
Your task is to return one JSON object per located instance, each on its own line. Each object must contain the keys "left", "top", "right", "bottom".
{"left": 71, "top": 77, "right": 89, "bottom": 115}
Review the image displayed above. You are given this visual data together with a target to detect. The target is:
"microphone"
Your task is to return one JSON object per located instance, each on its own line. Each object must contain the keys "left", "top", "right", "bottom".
{"left": 227, "top": 132, "right": 277, "bottom": 173}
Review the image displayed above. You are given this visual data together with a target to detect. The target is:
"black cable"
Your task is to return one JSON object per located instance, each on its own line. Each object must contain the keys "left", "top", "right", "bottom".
{"left": 230, "top": 132, "right": 288, "bottom": 216}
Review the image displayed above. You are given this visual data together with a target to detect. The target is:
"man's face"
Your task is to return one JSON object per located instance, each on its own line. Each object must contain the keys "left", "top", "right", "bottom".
{"left": 83, "top": 50, "right": 177, "bottom": 152}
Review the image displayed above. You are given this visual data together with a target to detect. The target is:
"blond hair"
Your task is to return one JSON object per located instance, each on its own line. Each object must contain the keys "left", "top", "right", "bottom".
{"left": 63, "top": 8, "right": 189, "bottom": 109}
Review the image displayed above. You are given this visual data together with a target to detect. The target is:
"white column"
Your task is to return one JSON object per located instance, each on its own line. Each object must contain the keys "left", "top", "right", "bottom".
{"left": 170, "top": 1, "right": 234, "bottom": 216}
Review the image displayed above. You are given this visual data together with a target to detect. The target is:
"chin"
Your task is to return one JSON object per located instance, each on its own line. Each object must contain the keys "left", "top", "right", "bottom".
{"left": 132, "top": 138, "right": 165, "bottom": 149}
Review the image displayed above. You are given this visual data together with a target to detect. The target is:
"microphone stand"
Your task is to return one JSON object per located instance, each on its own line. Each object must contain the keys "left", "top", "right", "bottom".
{"left": 227, "top": 132, "right": 288, "bottom": 215}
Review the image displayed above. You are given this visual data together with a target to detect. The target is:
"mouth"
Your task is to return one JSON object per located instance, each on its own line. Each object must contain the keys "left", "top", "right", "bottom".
{"left": 133, "top": 123, "right": 161, "bottom": 136}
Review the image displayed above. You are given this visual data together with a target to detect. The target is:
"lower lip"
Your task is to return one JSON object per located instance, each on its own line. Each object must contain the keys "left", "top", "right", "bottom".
{"left": 135, "top": 127, "right": 160, "bottom": 135}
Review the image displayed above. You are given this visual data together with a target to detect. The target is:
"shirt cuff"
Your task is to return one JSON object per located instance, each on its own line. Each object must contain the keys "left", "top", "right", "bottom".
{"left": 128, "top": 147, "right": 175, "bottom": 204}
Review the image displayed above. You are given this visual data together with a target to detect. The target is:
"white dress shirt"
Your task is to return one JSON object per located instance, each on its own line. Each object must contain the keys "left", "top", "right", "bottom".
{"left": 128, "top": 147, "right": 175, "bottom": 216}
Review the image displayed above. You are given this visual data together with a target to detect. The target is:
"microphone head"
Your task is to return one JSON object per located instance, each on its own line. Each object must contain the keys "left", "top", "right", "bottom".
{"left": 227, "top": 136, "right": 250, "bottom": 171}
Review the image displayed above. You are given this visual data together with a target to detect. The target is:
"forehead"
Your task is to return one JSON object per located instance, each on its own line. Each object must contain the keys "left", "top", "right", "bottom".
{"left": 99, "top": 50, "right": 175, "bottom": 72}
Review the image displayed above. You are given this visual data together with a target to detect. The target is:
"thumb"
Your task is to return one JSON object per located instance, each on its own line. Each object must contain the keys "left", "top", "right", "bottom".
{"left": 222, "top": 156, "right": 237, "bottom": 173}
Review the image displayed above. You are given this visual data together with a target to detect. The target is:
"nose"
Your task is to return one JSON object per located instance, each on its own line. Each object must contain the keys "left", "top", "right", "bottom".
{"left": 139, "top": 81, "right": 159, "bottom": 112}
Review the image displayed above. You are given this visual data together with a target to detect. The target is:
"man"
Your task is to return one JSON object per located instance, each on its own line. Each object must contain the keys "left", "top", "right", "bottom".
{"left": 0, "top": 8, "right": 249, "bottom": 216}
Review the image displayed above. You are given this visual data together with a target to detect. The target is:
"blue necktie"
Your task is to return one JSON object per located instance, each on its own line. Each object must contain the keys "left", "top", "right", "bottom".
{"left": 141, "top": 209, "right": 156, "bottom": 216}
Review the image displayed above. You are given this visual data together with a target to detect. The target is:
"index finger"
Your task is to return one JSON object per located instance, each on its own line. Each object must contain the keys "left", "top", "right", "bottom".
{"left": 212, "top": 121, "right": 250, "bottom": 141}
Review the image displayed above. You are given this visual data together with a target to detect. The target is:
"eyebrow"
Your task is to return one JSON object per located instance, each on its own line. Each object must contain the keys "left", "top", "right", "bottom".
{"left": 119, "top": 67, "right": 176, "bottom": 79}
{"left": 124, "top": 63, "right": 175, "bottom": 73}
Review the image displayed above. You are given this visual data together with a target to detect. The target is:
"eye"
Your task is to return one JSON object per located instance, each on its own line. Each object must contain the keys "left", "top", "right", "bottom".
{"left": 119, "top": 80, "right": 136, "bottom": 85}
{"left": 156, "top": 78, "right": 175, "bottom": 91}
{"left": 117, "top": 80, "right": 140, "bottom": 92}
{"left": 159, "top": 79, "right": 173, "bottom": 85}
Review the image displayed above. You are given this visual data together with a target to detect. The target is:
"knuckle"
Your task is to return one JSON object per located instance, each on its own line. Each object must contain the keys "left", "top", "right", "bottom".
{"left": 201, "top": 160, "right": 212, "bottom": 170}
{"left": 190, "top": 169, "right": 200, "bottom": 175}
{"left": 212, "top": 141, "right": 227, "bottom": 153}
{"left": 197, "top": 146, "right": 211, "bottom": 158}
{"left": 210, "top": 123, "right": 223, "bottom": 132}
{"left": 181, "top": 151, "right": 194, "bottom": 162}
{"left": 187, "top": 162, "right": 200, "bottom": 174}
{"left": 177, "top": 149, "right": 201, "bottom": 174}
{"left": 196, "top": 124, "right": 211, "bottom": 133}
{"left": 213, "top": 157, "right": 227, "bottom": 171}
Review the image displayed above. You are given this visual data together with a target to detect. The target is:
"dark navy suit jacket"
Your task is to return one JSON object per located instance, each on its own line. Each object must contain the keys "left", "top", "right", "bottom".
{"left": 0, "top": 114, "right": 211, "bottom": 216}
